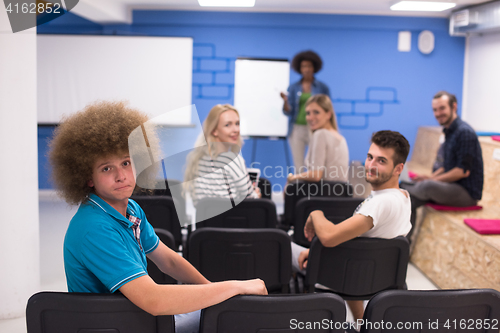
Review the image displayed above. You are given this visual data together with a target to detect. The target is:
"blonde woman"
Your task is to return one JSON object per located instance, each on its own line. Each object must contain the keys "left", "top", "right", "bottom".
{"left": 184, "top": 104, "right": 260, "bottom": 205}
{"left": 287, "top": 94, "right": 349, "bottom": 183}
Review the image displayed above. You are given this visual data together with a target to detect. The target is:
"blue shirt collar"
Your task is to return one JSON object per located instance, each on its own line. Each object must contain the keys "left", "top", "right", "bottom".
{"left": 87, "top": 193, "right": 138, "bottom": 228}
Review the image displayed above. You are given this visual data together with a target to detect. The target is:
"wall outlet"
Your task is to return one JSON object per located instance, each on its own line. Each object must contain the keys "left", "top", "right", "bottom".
{"left": 494, "top": 149, "right": 500, "bottom": 161}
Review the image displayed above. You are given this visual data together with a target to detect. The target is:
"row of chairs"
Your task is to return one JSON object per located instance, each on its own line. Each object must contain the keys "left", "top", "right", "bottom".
{"left": 282, "top": 180, "right": 355, "bottom": 226}
{"left": 149, "top": 227, "right": 409, "bottom": 297}
{"left": 132, "top": 188, "right": 363, "bottom": 250}
{"left": 196, "top": 195, "right": 364, "bottom": 247}
{"left": 27, "top": 289, "right": 500, "bottom": 333}
{"left": 134, "top": 177, "right": 273, "bottom": 200}
{"left": 149, "top": 227, "right": 290, "bottom": 292}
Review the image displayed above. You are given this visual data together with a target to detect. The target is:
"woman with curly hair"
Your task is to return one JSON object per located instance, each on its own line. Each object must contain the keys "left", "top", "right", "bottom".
{"left": 184, "top": 104, "right": 260, "bottom": 207}
{"left": 281, "top": 50, "right": 331, "bottom": 172}
{"left": 50, "top": 101, "right": 266, "bottom": 333}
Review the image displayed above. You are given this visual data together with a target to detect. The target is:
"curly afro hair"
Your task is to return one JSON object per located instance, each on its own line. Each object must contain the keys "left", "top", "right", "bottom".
{"left": 49, "top": 101, "right": 151, "bottom": 205}
{"left": 291, "top": 50, "right": 323, "bottom": 74}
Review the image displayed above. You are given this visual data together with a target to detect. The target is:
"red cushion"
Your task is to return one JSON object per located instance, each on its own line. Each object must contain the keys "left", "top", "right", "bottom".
{"left": 464, "top": 218, "right": 500, "bottom": 234}
{"left": 426, "top": 203, "right": 483, "bottom": 211}
{"left": 492, "top": 136, "right": 500, "bottom": 142}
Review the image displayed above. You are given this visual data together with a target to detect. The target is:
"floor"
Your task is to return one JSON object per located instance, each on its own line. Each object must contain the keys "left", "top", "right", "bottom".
{"left": 0, "top": 191, "right": 437, "bottom": 332}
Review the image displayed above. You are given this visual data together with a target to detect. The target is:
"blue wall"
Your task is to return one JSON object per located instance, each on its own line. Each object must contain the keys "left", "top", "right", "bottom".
{"left": 38, "top": 10, "right": 465, "bottom": 189}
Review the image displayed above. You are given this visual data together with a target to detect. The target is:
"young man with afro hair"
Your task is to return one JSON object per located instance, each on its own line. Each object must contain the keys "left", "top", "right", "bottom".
{"left": 50, "top": 101, "right": 267, "bottom": 333}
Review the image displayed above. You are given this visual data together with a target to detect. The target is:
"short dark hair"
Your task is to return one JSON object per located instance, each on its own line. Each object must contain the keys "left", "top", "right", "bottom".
{"left": 433, "top": 91, "right": 457, "bottom": 110}
{"left": 291, "top": 50, "right": 323, "bottom": 74}
{"left": 371, "top": 130, "right": 410, "bottom": 166}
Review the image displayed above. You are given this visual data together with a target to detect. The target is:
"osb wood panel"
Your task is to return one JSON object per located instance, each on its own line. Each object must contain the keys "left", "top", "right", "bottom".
{"left": 443, "top": 206, "right": 500, "bottom": 253}
{"left": 409, "top": 126, "right": 442, "bottom": 169}
{"left": 411, "top": 208, "right": 500, "bottom": 290}
{"left": 478, "top": 137, "right": 500, "bottom": 209}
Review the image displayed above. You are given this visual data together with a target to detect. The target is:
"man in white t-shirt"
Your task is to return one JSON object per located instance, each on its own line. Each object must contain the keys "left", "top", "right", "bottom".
{"left": 293, "top": 130, "right": 412, "bottom": 321}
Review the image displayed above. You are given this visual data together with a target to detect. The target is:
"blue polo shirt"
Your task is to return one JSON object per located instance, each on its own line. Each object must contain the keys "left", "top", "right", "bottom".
{"left": 64, "top": 193, "right": 159, "bottom": 293}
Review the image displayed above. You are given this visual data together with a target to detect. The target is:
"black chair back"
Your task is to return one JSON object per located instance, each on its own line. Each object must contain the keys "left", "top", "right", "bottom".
{"left": 195, "top": 198, "right": 277, "bottom": 229}
{"left": 134, "top": 179, "right": 187, "bottom": 222}
{"left": 294, "top": 197, "right": 364, "bottom": 247}
{"left": 305, "top": 236, "right": 409, "bottom": 299}
{"left": 362, "top": 289, "right": 500, "bottom": 333}
{"left": 26, "top": 292, "right": 175, "bottom": 333}
{"left": 283, "top": 180, "right": 353, "bottom": 227}
{"left": 130, "top": 196, "right": 183, "bottom": 249}
{"left": 200, "top": 294, "right": 346, "bottom": 333}
{"left": 188, "top": 228, "right": 291, "bottom": 293}
{"left": 134, "top": 178, "right": 182, "bottom": 196}
{"left": 257, "top": 176, "right": 272, "bottom": 200}
{"left": 147, "top": 228, "right": 177, "bottom": 285}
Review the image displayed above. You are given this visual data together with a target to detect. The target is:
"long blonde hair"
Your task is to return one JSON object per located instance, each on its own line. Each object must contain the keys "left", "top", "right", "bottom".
{"left": 183, "top": 104, "right": 243, "bottom": 196}
{"left": 305, "top": 94, "right": 339, "bottom": 131}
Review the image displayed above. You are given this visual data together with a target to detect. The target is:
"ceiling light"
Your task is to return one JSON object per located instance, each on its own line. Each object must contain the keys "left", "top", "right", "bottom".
{"left": 391, "top": 1, "right": 456, "bottom": 11}
{"left": 198, "top": 0, "right": 256, "bottom": 7}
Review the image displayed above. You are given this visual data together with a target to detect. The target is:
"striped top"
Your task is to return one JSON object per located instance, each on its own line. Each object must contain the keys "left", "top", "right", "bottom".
{"left": 193, "top": 152, "right": 255, "bottom": 205}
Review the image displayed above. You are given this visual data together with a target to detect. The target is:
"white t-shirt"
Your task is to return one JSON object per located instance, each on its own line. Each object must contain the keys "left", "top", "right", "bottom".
{"left": 355, "top": 188, "right": 412, "bottom": 238}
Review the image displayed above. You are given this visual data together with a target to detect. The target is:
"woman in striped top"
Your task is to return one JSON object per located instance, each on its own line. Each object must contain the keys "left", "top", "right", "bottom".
{"left": 184, "top": 104, "right": 260, "bottom": 206}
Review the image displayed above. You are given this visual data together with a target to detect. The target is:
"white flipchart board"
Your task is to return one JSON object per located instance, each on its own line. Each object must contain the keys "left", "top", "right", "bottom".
{"left": 234, "top": 58, "right": 290, "bottom": 137}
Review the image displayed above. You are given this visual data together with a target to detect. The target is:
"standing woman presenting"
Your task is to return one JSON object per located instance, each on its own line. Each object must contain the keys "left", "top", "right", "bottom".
{"left": 281, "top": 50, "right": 330, "bottom": 172}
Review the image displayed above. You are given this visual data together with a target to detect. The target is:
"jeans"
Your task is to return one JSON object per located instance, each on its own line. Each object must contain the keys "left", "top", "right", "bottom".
{"left": 175, "top": 310, "right": 201, "bottom": 333}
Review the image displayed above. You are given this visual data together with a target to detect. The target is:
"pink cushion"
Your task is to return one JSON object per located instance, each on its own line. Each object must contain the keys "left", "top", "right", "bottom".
{"left": 426, "top": 203, "right": 483, "bottom": 211}
{"left": 492, "top": 136, "right": 500, "bottom": 142}
{"left": 408, "top": 171, "right": 418, "bottom": 180}
{"left": 464, "top": 218, "right": 500, "bottom": 234}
